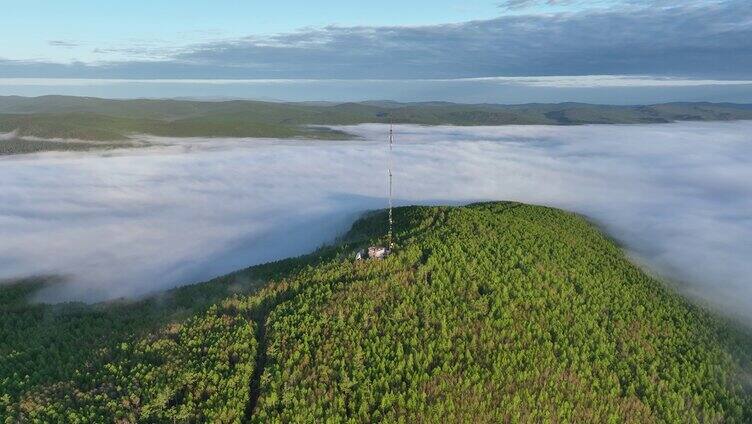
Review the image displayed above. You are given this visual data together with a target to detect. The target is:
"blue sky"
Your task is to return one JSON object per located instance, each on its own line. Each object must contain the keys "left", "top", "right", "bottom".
{"left": 2, "top": 0, "right": 751, "bottom": 102}
{"left": 5, "top": 0, "right": 726, "bottom": 69}
{"left": 5, "top": 0, "right": 506, "bottom": 63}
{"left": 3, "top": 1, "right": 656, "bottom": 64}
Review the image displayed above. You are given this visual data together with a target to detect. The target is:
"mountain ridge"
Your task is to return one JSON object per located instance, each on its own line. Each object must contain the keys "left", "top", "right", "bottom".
{"left": 1, "top": 96, "right": 752, "bottom": 154}
{"left": 2, "top": 202, "right": 751, "bottom": 422}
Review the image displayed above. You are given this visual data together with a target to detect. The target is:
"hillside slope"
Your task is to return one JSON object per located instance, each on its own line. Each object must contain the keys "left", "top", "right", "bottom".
{"left": 1, "top": 96, "right": 752, "bottom": 145}
{"left": 1, "top": 203, "right": 751, "bottom": 422}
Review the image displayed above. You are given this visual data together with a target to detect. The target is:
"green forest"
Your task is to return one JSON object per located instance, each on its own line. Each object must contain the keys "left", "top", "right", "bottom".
{"left": 1, "top": 96, "right": 752, "bottom": 148}
{"left": 1, "top": 202, "right": 751, "bottom": 422}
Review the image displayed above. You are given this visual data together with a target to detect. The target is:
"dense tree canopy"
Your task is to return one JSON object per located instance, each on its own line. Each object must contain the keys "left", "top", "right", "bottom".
{"left": 1, "top": 202, "right": 751, "bottom": 422}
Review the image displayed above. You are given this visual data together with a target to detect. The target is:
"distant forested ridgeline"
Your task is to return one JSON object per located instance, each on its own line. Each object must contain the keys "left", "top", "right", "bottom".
{"left": 1, "top": 202, "right": 751, "bottom": 422}
{"left": 0, "top": 134, "right": 146, "bottom": 156}
{"left": 1, "top": 95, "right": 752, "bottom": 145}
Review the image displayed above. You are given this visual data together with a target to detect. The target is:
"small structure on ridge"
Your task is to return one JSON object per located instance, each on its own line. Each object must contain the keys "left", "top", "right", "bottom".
{"left": 368, "top": 246, "right": 390, "bottom": 260}
{"left": 355, "top": 246, "right": 391, "bottom": 261}
{"left": 354, "top": 126, "right": 396, "bottom": 262}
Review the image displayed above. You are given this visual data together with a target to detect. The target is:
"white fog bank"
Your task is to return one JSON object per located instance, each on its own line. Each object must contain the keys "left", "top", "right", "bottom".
{"left": 0, "top": 122, "right": 751, "bottom": 322}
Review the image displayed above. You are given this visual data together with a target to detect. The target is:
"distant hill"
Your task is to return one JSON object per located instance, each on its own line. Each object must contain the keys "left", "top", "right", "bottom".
{"left": 0, "top": 96, "right": 751, "bottom": 150}
{"left": 2, "top": 203, "right": 751, "bottom": 422}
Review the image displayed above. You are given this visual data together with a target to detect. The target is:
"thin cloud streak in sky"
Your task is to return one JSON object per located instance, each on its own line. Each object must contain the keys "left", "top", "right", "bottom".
{"left": 2, "top": 77, "right": 752, "bottom": 104}
{"left": 3, "top": 75, "right": 752, "bottom": 87}
{"left": 0, "top": 122, "right": 751, "bottom": 324}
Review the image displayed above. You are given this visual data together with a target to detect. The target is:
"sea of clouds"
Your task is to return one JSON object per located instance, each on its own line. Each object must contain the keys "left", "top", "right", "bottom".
{"left": 1, "top": 121, "right": 750, "bottom": 322}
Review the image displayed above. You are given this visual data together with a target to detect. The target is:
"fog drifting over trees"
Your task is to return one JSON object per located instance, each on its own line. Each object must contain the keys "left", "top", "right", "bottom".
{"left": 0, "top": 121, "right": 750, "bottom": 322}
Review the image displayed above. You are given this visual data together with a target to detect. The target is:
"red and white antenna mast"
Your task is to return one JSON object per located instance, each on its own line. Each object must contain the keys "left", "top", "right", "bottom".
{"left": 388, "top": 125, "right": 394, "bottom": 248}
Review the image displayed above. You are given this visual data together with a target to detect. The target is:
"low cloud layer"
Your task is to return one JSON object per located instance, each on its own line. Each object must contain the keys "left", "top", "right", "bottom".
{"left": 1, "top": 0, "right": 750, "bottom": 80}
{"left": 1, "top": 122, "right": 751, "bottom": 324}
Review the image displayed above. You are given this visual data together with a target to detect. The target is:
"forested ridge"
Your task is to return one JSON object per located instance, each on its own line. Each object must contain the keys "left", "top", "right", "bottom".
{"left": 1, "top": 202, "right": 751, "bottom": 422}
{"left": 2, "top": 96, "right": 752, "bottom": 149}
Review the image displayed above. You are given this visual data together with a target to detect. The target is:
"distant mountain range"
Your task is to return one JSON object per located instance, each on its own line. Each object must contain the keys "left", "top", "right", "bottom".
{"left": 1, "top": 95, "right": 751, "bottom": 154}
